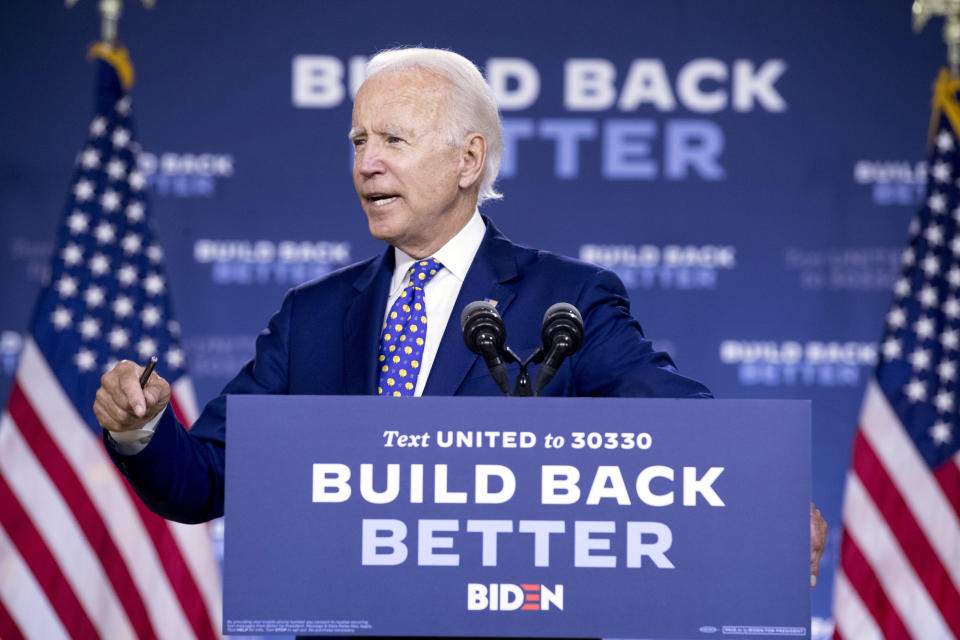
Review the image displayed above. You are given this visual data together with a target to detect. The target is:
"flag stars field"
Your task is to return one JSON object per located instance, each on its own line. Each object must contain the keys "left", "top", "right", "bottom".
{"left": 84, "top": 285, "right": 106, "bottom": 308}
{"left": 136, "top": 337, "right": 157, "bottom": 360}
{"left": 930, "top": 422, "right": 953, "bottom": 445}
{"left": 129, "top": 171, "right": 146, "bottom": 191}
{"left": 909, "top": 347, "right": 932, "bottom": 371}
{"left": 942, "top": 328, "right": 959, "bottom": 350}
{"left": 926, "top": 224, "right": 945, "bottom": 246}
{"left": 933, "top": 389, "right": 954, "bottom": 413}
{"left": 929, "top": 191, "right": 947, "bottom": 214}
{"left": 108, "top": 327, "right": 129, "bottom": 350}
{"left": 56, "top": 275, "right": 78, "bottom": 298}
{"left": 80, "top": 147, "right": 101, "bottom": 169}
{"left": 905, "top": 377, "right": 927, "bottom": 402}
{"left": 67, "top": 211, "right": 90, "bottom": 233}
{"left": 143, "top": 273, "right": 165, "bottom": 296}
{"left": 110, "top": 127, "right": 130, "bottom": 148}
{"left": 111, "top": 295, "right": 133, "bottom": 318}
{"left": 100, "top": 189, "right": 120, "bottom": 213}
{"left": 61, "top": 243, "right": 83, "bottom": 267}
{"left": 117, "top": 264, "right": 138, "bottom": 286}
{"left": 894, "top": 277, "right": 911, "bottom": 297}
{"left": 106, "top": 159, "right": 126, "bottom": 181}
{"left": 874, "top": 118, "right": 960, "bottom": 458}
{"left": 945, "top": 297, "right": 960, "bottom": 320}
{"left": 937, "top": 129, "right": 954, "bottom": 151}
{"left": 915, "top": 316, "right": 936, "bottom": 340}
{"left": 125, "top": 201, "right": 144, "bottom": 222}
{"left": 165, "top": 347, "right": 185, "bottom": 369}
{"left": 74, "top": 179, "right": 94, "bottom": 201}
{"left": 949, "top": 266, "right": 960, "bottom": 286}
{"left": 887, "top": 306, "right": 907, "bottom": 329}
{"left": 94, "top": 221, "right": 116, "bottom": 244}
{"left": 50, "top": 307, "right": 72, "bottom": 330}
{"left": 78, "top": 317, "right": 101, "bottom": 341}
{"left": 115, "top": 96, "right": 131, "bottom": 115}
{"left": 141, "top": 305, "right": 161, "bottom": 327}
{"left": 74, "top": 347, "right": 97, "bottom": 372}
{"left": 882, "top": 337, "right": 902, "bottom": 360}
{"left": 89, "top": 253, "right": 111, "bottom": 276}
{"left": 89, "top": 115, "right": 107, "bottom": 136}
{"left": 932, "top": 160, "right": 951, "bottom": 182}
{"left": 938, "top": 359, "right": 957, "bottom": 382}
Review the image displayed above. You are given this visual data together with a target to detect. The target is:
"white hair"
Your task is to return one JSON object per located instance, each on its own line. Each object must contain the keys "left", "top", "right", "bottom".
{"left": 365, "top": 47, "right": 503, "bottom": 204}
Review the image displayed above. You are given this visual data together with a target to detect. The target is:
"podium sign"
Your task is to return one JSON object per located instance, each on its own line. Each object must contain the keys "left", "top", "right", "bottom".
{"left": 224, "top": 397, "right": 811, "bottom": 638}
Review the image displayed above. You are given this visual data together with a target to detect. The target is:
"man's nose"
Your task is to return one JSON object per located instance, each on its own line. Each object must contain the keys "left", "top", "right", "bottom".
{"left": 355, "top": 143, "right": 385, "bottom": 177}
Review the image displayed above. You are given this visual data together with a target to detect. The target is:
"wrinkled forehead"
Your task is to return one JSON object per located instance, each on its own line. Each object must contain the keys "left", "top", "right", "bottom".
{"left": 352, "top": 68, "right": 452, "bottom": 129}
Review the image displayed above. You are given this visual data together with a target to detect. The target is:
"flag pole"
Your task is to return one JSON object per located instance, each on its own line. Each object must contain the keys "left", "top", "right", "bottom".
{"left": 64, "top": 0, "right": 156, "bottom": 47}
{"left": 913, "top": 0, "right": 960, "bottom": 78}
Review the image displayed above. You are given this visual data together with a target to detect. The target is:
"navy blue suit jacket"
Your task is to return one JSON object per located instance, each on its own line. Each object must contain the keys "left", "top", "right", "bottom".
{"left": 108, "top": 218, "right": 711, "bottom": 523}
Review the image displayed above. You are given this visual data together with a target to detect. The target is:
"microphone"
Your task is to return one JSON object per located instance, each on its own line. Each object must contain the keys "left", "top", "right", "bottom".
{"left": 533, "top": 302, "right": 584, "bottom": 395}
{"left": 461, "top": 300, "right": 511, "bottom": 395}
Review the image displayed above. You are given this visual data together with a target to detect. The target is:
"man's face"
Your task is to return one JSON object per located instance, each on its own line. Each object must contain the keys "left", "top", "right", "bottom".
{"left": 351, "top": 69, "right": 474, "bottom": 258}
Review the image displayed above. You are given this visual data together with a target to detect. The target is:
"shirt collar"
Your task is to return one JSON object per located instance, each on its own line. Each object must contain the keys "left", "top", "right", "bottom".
{"left": 390, "top": 210, "right": 486, "bottom": 295}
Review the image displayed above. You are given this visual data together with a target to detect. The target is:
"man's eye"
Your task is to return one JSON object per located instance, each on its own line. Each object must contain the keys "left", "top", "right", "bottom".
{"left": 352, "top": 138, "right": 365, "bottom": 148}
{"left": 387, "top": 136, "right": 403, "bottom": 144}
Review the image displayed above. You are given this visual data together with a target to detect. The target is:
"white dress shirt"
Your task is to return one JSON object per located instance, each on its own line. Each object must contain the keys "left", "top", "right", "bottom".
{"left": 383, "top": 210, "right": 485, "bottom": 396}
{"left": 110, "top": 210, "right": 486, "bottom": 453}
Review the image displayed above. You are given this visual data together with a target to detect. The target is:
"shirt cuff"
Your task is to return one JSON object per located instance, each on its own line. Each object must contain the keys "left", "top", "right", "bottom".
{"left": 107, "top": 406, "right": 166, "bottom": 455}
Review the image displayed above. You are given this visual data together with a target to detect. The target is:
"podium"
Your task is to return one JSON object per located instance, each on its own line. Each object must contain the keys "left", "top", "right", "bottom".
{"left": 223, "top": 396, "right": 811, "bottom": 638}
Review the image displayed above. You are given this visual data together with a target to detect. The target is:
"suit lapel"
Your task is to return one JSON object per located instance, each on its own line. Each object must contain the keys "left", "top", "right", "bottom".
{"left": 343, "top": 248, "right": 394, "bottom": 394}
{"left": 424, "top": 219, "right": 518, "bottom": 396}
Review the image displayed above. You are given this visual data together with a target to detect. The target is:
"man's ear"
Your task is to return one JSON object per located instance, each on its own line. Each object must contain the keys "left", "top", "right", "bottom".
{"left": 458, "top": 133, "right": 487, "bottom": 190}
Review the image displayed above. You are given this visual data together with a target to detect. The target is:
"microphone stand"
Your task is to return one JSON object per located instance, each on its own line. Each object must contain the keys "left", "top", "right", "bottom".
{"left": 499, "top": 346, "right": 545, "bottom": 397}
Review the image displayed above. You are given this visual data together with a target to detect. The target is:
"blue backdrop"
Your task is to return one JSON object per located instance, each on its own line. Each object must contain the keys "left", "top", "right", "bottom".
{"left": 0, "top": 0, "right": 944, "bottom": 632}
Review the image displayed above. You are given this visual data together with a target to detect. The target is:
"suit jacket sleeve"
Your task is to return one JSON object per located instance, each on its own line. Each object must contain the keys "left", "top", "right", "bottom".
{"left": 103, "top": 286, "right": 298, "bottom": 523}
{"left": 568, "top": 268, "right": 712, "bottom": 398}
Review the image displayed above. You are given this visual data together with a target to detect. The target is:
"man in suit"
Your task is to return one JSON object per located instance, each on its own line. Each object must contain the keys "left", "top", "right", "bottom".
{"left": 94, "top": 46, "right": 826, "bottom": 582}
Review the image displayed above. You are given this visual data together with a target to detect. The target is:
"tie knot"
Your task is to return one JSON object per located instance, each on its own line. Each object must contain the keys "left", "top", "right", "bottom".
{"left": 407, "top": 258, "right": 443, "bottom": 289}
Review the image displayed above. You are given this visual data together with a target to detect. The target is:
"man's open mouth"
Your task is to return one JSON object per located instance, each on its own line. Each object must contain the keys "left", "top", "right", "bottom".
{"left": 368, "top": 194, "right": 399, "bottom": 207}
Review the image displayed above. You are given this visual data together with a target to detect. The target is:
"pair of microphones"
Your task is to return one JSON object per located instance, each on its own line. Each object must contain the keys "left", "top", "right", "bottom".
{"left": 460, "top": 300, "right": 584, "bottom": 396}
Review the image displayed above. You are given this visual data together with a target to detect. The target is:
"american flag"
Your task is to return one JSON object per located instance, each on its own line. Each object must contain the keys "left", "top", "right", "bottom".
{"left": 0, "top": 49, "right": 221, "bottom": 638}
{"left": 832, "top": 69, "right": 960, "bottom": 639}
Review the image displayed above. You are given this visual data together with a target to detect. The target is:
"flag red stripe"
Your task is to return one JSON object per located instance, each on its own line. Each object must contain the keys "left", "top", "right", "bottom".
{"left": 169, "top": 393, "right": 191, "bottom": 430}
{"left": 839, "top": 531, "right": 911, "bottom": 640}
{"left": 0, "top": 473, "right": 100, "bottom": 640}
{"left": 831, "top": 629, "right": 844, "bottom": 640}
{"left": 852, "top": 429, "right": 960, "bottom": 636}
{"left": 7, "top": 383, "right": 159, "bottom": 640}
{"left": 121, "top": 481, "right": 218, "bottom": 640}
{"left": 933, "top": 457, "right": 960, "bottom": 524}
{"left": 0, "top": 596, "right": 26, "bottom": 640}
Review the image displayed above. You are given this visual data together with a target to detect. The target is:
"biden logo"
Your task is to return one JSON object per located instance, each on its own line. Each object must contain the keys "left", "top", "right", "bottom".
{"left": 467, "top": 583, "right": 563, "bottom": 611}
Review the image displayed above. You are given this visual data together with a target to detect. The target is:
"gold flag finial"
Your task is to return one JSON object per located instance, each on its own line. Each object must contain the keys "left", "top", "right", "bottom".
{"left": 65, "top": 0, "right": 156, "bottom": 45}
{"left": 914, "top": 0, "right": 960, "bottom": 77}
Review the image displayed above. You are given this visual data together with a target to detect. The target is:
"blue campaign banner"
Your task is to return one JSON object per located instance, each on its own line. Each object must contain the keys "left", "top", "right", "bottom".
{"left": 224, "top": 396, "right": 811, "bottom": 638}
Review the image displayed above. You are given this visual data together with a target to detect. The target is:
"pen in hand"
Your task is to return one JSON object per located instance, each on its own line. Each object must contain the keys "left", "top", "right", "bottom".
{"left": 139, "top": 355, "right": 158, "bottom": 389}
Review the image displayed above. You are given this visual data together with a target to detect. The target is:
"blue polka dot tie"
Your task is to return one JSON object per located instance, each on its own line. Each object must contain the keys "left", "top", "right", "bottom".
{"left": 378, "top": 258, "right": 443, "bottom": 396}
